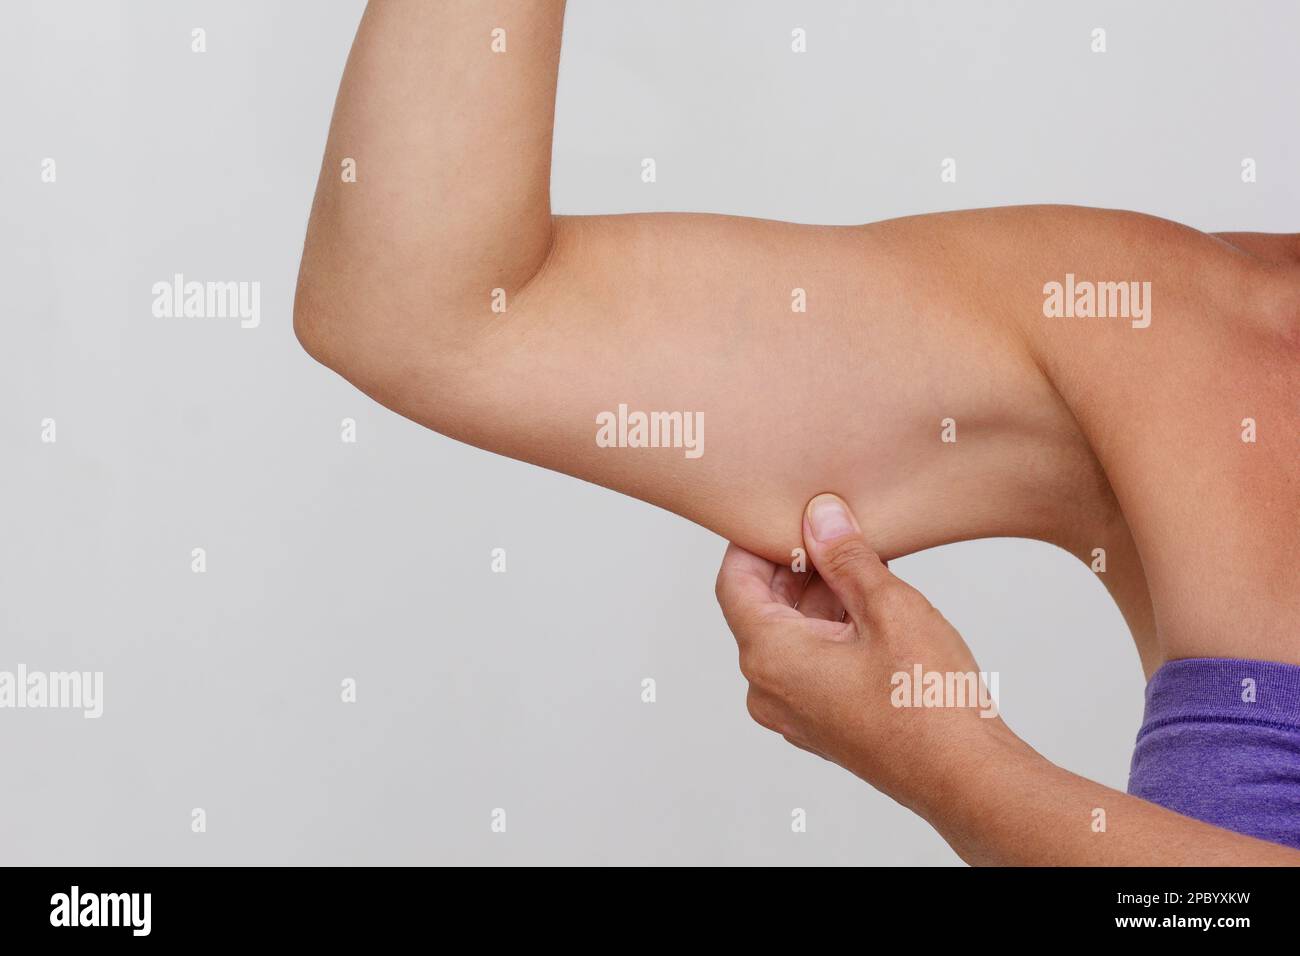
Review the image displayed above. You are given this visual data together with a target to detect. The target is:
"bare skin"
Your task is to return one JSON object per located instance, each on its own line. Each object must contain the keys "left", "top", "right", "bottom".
{"left": 718, "top": 494, "right": 1300, "bottom": 866}
{"left": 293, "top": 1, "right": 1300, "bottom": 861}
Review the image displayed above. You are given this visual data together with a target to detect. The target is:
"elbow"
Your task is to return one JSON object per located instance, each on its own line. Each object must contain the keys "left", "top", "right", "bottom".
{"left": 293, "top": 277, "right": 417, "bottom": 419}
{"left": 291, "top": 262, "right": 479, "bottom": 422}
{"left": 293, "top": 280, "right": 404, "bottom": 411}
{"left": 292, "top": 265, "right": 346, "bottom": 373}
{"left": 291, "top": 263, "right": 385, "bottom": 390}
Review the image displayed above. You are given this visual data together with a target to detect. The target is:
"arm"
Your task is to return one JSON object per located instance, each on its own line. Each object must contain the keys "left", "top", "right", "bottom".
{"left": 292, "top": 0, "right": 1105, "bottom": 573}
{"left": 944, "top": 745, "right": 1300, "bottom": 866}
{"left": 1212, "top": 231, "right": 1300, "bottom": 265}
{"left": 293, "top": 0, "right": 563, "bottom": 374}
{"left": 294, "top": 2, "right": 1294, "bottom": 664}
{"left": 715, "top": 494, "right": 1300, "bottom": 865}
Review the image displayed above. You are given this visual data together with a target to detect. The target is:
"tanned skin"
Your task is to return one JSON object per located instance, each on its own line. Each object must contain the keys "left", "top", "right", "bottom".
{"left": 293, "top": 1, "right": 1300, "bottom": 864}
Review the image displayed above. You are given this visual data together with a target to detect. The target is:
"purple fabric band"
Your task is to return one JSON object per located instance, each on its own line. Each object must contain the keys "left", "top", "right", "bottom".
{"left": 1127, "top": 657, "right": 1300, "bottom": 850}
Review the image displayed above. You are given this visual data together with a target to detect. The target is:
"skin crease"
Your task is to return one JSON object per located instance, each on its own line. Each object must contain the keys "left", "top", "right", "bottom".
{"left": 293, "top": 1, "right": 1300, "bottom": 862}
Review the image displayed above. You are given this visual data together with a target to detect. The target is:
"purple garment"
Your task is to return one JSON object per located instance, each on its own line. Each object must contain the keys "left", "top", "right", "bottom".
{"left": 1128, "top": 657, "right": 1300, "bottom": 849}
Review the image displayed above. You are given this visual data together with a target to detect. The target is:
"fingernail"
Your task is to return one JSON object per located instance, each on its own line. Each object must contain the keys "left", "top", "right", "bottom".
{"left": 807, "top": 494, "right": 856, "bottom": 542}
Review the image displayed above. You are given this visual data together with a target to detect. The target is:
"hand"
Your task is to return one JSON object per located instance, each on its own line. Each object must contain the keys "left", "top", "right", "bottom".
{"left": 715, "top": 493, "right": 1026, "bottom": 817}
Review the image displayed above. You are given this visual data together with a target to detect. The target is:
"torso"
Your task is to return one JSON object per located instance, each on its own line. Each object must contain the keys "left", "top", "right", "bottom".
{"left": 902, "top": 205, "right": 1300, "bottom": 673}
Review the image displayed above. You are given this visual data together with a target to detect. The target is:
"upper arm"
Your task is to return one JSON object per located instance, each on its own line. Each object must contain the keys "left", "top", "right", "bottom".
{"left": 325, "top": 212, "right": 867, "bottom": 563}
{"left": 291, "top": 5, "right": 1065, "bottom": 569}
{"left": 321, "top": 211, "right": 1046, "bottom": 566}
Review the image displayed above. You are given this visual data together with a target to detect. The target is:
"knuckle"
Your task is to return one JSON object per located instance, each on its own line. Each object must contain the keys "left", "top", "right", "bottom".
{"left": 739, "top": 646, "right": 776, "bottom": 686}
{"left": 726, "top": 602, "right": 772, "bottom": 642}
{"left": 872, "top": 579, "right": 921, "bottom": 624}
{"left": 737, "top": 646, "right": 761, "bottom": 682}
{"left": 920, "top": 601, "right": 947, "bottom": 629}
{"left": 820, "top": 536, "right": 872, "bottom": 580}
{"left": 746, "top": 691, "right": 781, "bottom": 733}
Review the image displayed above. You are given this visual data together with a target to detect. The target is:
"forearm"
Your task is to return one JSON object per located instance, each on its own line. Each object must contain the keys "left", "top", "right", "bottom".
{"left": 294, "top": 0, "right": 565, "bottom": 370}
{"left": 926, "top": 737, "right": 1300, "bottom": 866}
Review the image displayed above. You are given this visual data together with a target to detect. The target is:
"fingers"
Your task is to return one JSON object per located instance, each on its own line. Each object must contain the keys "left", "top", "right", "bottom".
{"left": 716, "top": 542, "right": 775, "bottom": 604}
{"left": 795, "top": 572, "right": 845, "bottom": 621}
{"left": 717, "top": 543, "right": 809, "bottom": 609}
{"left": 771, "top": 564, "right": 811, "bottom": 608}
{"left": 802, "top": 493, "right": 915, "bottom": 631}
{"left": 715, "top": 543, "right": 797, "bottom": 637}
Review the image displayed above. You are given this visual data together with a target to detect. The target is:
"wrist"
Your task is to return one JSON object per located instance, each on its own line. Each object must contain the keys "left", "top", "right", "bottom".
{"left": 909, "top": 723, "right": 1045, "bottom": 862}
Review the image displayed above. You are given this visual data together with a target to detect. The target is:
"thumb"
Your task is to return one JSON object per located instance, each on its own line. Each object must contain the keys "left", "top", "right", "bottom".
{"left": 803, "top": 494, "right": 901, "bottom": 630}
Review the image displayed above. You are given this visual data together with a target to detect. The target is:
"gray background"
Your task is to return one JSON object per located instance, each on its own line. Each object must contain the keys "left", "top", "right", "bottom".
{"left": 3, "top": 0, "right": 1296, "bottom": 865}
